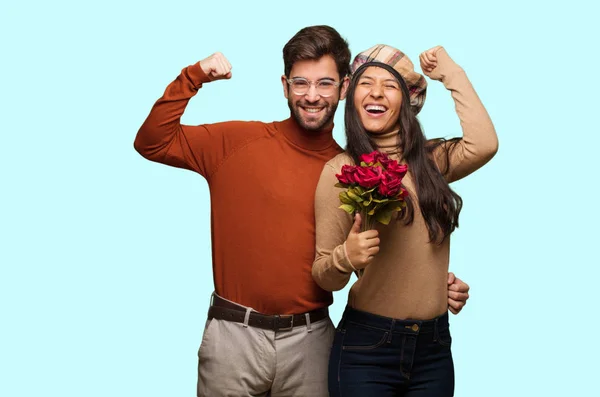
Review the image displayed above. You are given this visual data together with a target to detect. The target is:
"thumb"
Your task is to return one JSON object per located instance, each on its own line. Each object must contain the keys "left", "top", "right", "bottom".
{"left": 351, "top": 213, "right": 362, "bottom": 234}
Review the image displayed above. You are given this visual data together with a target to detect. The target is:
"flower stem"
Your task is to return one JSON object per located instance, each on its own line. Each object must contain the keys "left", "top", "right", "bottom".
{"left": 357, "top": 210, "right": 374, "bottom": 279}
{"left": 361, "top": 210, "right": 374, "bottom": 232}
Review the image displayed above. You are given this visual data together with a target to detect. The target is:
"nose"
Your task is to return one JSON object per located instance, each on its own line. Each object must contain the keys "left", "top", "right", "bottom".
{"left": 369, "top": 84, "right": 383, "bottom": 99}
{"left": 304, "top": 84, "right": 321, "bottom": 102}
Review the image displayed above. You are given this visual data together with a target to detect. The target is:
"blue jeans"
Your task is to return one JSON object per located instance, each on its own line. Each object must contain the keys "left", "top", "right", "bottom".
{"left": 328, "top": 306, "right": 454, "bottom": 396}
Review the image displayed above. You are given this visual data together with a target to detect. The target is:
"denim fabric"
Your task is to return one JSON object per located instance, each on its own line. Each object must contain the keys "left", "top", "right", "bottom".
{"left": 328, "top": 306, "right": 454, "bottom": 397}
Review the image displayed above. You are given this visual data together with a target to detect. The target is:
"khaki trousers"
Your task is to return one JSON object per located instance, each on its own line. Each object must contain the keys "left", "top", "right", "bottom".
{"left": 197, "top": 296, "right": 335, "bottom": 397}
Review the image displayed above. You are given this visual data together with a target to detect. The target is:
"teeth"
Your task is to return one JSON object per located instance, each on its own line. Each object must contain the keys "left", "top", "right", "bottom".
{"left": 304, "top": 108, "right": 323, "bottom": 113}
{"left": 365, "top": 105, "right": 387, "bottom": 112}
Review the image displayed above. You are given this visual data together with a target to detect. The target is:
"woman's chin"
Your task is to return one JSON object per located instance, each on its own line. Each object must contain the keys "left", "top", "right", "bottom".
{"left": 364, "top": 126, "right": 388, "bottom": 135}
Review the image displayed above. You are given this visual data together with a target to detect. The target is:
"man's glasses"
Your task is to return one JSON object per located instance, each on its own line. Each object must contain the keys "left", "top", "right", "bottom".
{"left": 286, "top": 78, "right": 341, "bottom": 97}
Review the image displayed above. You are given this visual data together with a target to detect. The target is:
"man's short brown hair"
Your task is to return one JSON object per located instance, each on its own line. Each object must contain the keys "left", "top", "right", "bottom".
{"left": 283, "top": 25, "right": 351, "bottom": 79}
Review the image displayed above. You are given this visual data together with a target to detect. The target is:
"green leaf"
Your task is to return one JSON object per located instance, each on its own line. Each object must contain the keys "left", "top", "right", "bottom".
{"left": 372, "top": 198, "right": 389, "bottom": 203}
{"left": 362, "top": 187, "right": 377, "bottom": 195}
{"left": 386, "top": 202, "right": 404, "bottom": 212}
{"left": 375, "top": 210, "right": 393, "bottom": 225}
{"left": 339, "top": 204, "right": 356, "bottom": 214}
{"left": 339, "top": 191, "right": 354, "bottom": 204}
{"left": 362, "top": 193, "right": 373, "bottom": 206}
{"left": 335, "top": 182, "right": 348, "bottom": 189}
{"left": 347, "top": 190, "right": 364, "bottom": 202}
{"left": 371, "top": 203, "right": 384, "bottom": 213}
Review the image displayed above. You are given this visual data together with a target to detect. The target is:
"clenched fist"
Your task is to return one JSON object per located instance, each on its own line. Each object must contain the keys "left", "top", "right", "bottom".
{"left": 200, "top": 52, "right": 232, "bottom": 81}
{"left": 419, "top": 46, "right": 443, "bottom": 80}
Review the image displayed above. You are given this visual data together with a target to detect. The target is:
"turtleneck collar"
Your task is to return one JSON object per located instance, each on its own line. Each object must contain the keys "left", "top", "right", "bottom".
{"left": 275, "top": 117, "right": 336, "bottom": 151}
{"left": 368, "top": 129, "right": 402, "bottom": 156}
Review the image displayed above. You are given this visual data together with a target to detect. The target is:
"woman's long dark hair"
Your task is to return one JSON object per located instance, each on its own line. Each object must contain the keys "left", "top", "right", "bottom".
{"left": 345, "top": 66, "right": 463, "bottom": 244}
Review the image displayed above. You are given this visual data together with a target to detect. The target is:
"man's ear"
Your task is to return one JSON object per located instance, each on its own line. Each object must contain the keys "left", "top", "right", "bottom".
{"left": 281, "top": 75, "right": 289, "bottom": 99}
{"left": 339, "top": 76, "right": 350, "bottom": 100}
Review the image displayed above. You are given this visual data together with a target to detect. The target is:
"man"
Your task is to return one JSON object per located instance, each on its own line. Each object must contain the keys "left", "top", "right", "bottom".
{"left": 134, "top": 25, "right": 470, "bottom": 397}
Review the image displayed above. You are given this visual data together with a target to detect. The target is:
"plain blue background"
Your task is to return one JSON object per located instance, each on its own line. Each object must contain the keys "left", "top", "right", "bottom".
{"left": 1, "top": 0, "right": 598, "bottom": 395}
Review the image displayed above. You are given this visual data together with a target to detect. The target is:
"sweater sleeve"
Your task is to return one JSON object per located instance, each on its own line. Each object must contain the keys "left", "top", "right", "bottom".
{"left": 312, "top": 162, "right": 355, "bottom": 292}
{"left": 134, "top": 63, "right": 252, "bottom": 180}
{"left": 430, "top": 48, "right": 499, "bottom": 183}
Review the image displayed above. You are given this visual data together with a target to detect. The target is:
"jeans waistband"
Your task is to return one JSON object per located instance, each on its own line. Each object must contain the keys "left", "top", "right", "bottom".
{"left": 340, "top": 306, "right": 449, "bottom": 334}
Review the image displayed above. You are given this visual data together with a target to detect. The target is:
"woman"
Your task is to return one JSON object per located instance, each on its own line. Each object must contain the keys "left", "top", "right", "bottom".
{"left": 312, "top": 44, "right": 498, "bottom": 396}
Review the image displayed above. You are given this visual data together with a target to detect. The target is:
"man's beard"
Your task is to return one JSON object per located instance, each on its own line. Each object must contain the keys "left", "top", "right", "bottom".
{"left": 288, "top": 98, "right": 338, "bottom": 131}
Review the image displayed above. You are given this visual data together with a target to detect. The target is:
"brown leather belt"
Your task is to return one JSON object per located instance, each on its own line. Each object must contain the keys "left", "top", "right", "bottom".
{"left": 208, "top": 294, "right": 329, "bottom": 332}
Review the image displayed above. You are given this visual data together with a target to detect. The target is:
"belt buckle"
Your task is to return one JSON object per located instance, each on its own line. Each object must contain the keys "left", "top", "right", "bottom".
{"left": 275, "top": 314, "right": 294, "bottom": 331}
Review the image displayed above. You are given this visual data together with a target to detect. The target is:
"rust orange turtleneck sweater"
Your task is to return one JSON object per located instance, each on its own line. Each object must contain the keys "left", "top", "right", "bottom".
{"left": 134, "top": 63, "right": 343, "bottom": 314}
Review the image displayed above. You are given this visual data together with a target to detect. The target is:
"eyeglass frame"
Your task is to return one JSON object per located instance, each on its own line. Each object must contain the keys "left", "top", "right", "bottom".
{"left": 285, "top": 77, "right": 343, "bottom": 97}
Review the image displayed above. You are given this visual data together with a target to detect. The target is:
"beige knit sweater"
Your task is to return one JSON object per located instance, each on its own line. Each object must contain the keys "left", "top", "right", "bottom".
{"left": 312, "top": 48, "right": 498, "bottom": 320}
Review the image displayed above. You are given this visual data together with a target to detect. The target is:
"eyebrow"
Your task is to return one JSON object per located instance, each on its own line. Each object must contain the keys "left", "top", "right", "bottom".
{"left": 290, "top": 76, "right": 336, "bottom": 82}
{"left": 360, "top": 75, "right": 399, "bottom": 84}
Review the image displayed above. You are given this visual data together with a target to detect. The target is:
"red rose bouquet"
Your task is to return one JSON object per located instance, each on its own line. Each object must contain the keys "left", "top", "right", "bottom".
{"left": 335, "top": 151, "right": 409, "bottom": 231}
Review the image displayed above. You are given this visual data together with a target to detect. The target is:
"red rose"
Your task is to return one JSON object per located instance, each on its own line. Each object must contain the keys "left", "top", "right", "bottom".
{"left": 359, "top": 152, "right": 378, "bottom": 165}
{"left": 336, "top": 165, "right": 358, "bottom": 185}
{"left": 378, "top": 171, "right": 403, "bottom": 197}
{"left": 384, "top": 162, "right": 408, "bottom": 179}
{"left": 354, "top": 166, "right": 383, "bottom": 188}
{"left": 360, "top": 151, "right": 389, "bottom": 166}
